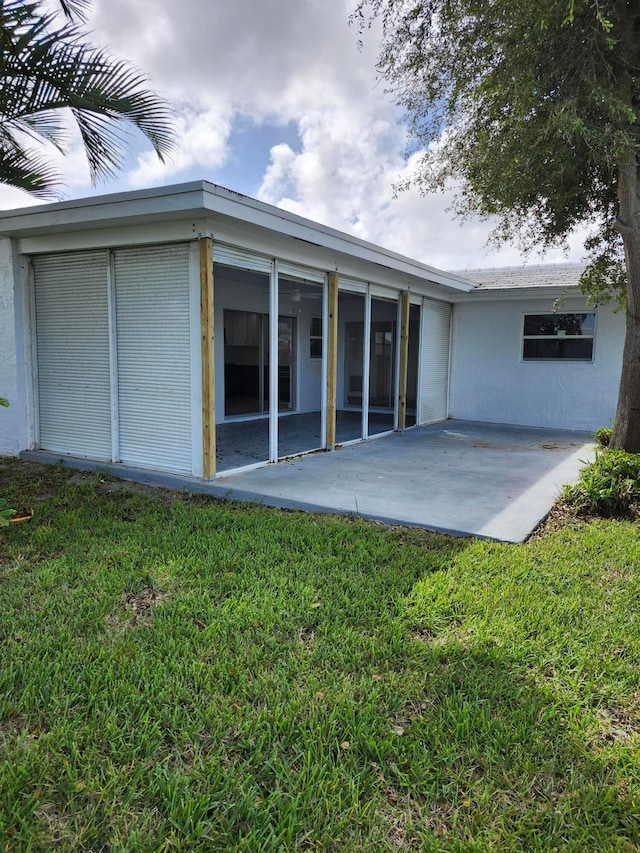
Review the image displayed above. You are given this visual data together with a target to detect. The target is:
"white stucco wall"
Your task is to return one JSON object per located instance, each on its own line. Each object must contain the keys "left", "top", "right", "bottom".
{"left": 450, "top": 296, "right": 625, "bottom": 431}
{"left": 0, "top": 238, "right": 19, "bottom": 455}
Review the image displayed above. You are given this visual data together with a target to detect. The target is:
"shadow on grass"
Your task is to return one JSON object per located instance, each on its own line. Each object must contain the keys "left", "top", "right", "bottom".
{"left": 372, "top": 641, "right": 639, "bottom": 851}
{"left": 1, "top": 457, "right": 638, "bottom": 850}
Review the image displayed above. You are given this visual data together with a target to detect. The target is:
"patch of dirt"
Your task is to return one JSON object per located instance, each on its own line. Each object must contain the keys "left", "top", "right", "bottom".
{"left": 596, "top": 704, "right": 640, "bottom": 745}
{"left": 411, "top": 624, "right": 473, "bottom": 649}
{"left": 391, "top": 698, "right": 431, "bottom": 732}
{"left": 0, "top": 458, "right": 73, "bottom": 502}
{"left": 297, "top": 627, "right": 316, "bottom": 649}
{"left": 527, "top": 500, "right": 586, "bottom": 540}
{"left": 377, "top": 773, "right": 452, "bottom": 848}
{"left": 529, "top": 498, "right": 640, "bottom": 540}
{"left": 107, "top": 585, "right": 169, "bottom": 630}
{"left": 35, "top": 802, "right": 75, "bottom": 844}
{"left": 68, "top": 472, "right": 183, "bottom": 504}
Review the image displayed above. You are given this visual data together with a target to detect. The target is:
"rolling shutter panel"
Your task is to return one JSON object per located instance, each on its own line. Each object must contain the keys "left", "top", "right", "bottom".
{"left": 277, "top": 261, "right": 325, "bottom": 284}
{"left": 114, "top": 244, "right": 192, "bottom": 474}
{"left": 33, "top": 251, "right": 111, "bottom": 459}
{"left": 419, "top": 298, "right": 451, "bottom": 424}
{"left": 213, "top": 243, "right": 272, "bottom": 273}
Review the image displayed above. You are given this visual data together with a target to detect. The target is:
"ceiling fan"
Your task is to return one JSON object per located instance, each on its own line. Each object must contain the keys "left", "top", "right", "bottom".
{"left": 262, "top": 287, "right": 322, "bottom": 302}
{"left": 286, "top": 287, "right": 322, "bottom": 302}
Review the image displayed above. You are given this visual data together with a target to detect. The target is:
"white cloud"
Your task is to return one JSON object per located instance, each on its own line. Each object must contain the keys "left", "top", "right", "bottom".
{"left": 0, "top": 184, "right": 44, "bottom": 210}
{"left": 127, "top": 104, "right": 233, "bottom": 187}
{"left": 5, "top": 0, "right": 588, "bottom": 270}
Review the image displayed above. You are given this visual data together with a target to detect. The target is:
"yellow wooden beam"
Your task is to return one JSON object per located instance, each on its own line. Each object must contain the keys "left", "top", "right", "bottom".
{"left": 326, "top": 271, "right": 339, "bottom": 448}
{"left": 200, "top": 237, "right": 216, "bottom": 478}
{"left": 397, "top": 291, "right": 410, "bottom": 430}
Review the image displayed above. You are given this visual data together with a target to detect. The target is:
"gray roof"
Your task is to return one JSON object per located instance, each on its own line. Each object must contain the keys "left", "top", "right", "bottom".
{"left": 455, "top": 262, "right": 585, "bottom": 291}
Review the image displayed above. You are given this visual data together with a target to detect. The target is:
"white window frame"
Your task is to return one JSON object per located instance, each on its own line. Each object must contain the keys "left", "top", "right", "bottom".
{"left": 310, "top": 316, "right": 323, "bottom": 360}
{"left": 522, "top": 311, "right": 596, "bottom": 363}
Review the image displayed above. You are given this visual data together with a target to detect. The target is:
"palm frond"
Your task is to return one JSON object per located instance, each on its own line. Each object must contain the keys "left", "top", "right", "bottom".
{"left": 0, "top": 0, "right": 176, "bottom": 196}
{"left": 0, "top": 143, "right": 62, "bottom": 199}
{"left": 57, "top": 0, "right": 91, "bottom": 22}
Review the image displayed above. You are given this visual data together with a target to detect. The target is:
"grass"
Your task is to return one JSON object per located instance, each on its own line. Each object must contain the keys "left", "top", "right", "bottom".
{"left": 0, "top": 458, "right": 639, "bottom": 851}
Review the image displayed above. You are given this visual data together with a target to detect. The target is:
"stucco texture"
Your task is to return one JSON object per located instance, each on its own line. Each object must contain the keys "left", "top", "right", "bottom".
{"left": 450, "top": 297, "right": 624, "bottom": 432}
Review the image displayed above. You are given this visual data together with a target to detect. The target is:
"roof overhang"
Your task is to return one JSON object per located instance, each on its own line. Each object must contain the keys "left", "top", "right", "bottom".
{"left": 0, "top": 181, "right": 474, "bottom": 297}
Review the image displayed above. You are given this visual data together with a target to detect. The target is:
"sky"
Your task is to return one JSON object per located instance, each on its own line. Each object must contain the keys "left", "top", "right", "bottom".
{"left": 1, "top": 0, "right": 590, "bottom": 271}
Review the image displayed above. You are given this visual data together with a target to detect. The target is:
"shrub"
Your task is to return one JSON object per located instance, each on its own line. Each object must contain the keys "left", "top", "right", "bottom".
{"left": 563, "top": 449, "right": 640, "bottom": 516}
{"left": 595, "top": 427, "right": 612, "bottom": 447}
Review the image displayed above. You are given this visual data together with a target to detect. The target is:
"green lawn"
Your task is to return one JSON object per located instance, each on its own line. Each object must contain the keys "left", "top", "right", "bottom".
{"left": 1, "top": 458, "right": 639, "bottom": 851}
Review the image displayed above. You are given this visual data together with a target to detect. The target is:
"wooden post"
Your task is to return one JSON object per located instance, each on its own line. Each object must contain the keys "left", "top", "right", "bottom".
{"left": 326, "top": 271, "right": 339, "bottom": 448}
{"left": 200, "top": 237, "right": 216, "bottom": 479}
{"left": 398, "top": 291, "right": 410, "bottom": 430}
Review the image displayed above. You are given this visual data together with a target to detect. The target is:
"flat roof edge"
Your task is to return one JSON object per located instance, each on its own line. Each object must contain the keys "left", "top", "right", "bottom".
{"left": 0, "top": 181, "right": 473, "bottom": 293}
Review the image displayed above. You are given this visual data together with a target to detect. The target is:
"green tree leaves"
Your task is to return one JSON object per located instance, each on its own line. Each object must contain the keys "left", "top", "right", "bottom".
{"left": 355, "top": 0, "right": 640, "bottom": 448}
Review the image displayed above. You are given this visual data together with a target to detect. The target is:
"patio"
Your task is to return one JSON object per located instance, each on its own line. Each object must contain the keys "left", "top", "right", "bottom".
{"left": 212, "top": 420, "right": 594, "bottom": 542}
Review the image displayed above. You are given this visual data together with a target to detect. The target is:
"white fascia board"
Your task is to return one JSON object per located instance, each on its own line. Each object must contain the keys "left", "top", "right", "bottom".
{"left": 200, "top": 183, "right": 472, "bottom": 293}
{"left": 0, "top": 183, "right": 206, "bottom": 237}
{"left": 0, "top": 181, "right": 472, "bottom": 296}
{"left": 18, "top": 219, "right": 208, "bottom": 255}
{"left": 450, "top": 285, "right": 583, "bottom": 302}
{"left": 207, "top": 216, "right": 460, "bottom": 301}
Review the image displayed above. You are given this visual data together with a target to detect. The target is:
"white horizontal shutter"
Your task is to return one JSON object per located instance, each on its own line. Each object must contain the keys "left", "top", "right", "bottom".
{"left": 277, "top": 261, "right": 325, "bottom": 284}
{"left": 338, "top": 276, "right": 367, "bottom": 293}
{"left": 419, "top": 298, "right": 451, "bottom": 424}
{"left": 33, "top": 251, "right": 111, "bottom": 459}
{"left": 213, "top": 243, "right": 272, "bottom": 273}
{"left": 114, "top": 244, "right": 192, "bottom": 474}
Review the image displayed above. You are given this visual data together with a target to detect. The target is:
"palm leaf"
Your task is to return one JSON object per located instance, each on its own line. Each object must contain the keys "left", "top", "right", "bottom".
{"left": 0, "top": 0, "right": 176, "bottom": 197}
{"left": 0, "top": 143, "right": 61, "bottom": 199}
{"left": 57, "top": 0, "right": 91, "bottom": 22}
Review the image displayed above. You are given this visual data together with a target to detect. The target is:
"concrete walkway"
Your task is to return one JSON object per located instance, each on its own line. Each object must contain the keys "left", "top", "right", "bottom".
{"left": 213, "top": 420, "right": 594, "bottom": 542}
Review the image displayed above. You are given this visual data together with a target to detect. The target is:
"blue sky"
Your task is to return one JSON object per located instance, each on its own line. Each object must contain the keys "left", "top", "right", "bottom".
{"left": 213, "top": 118, "right": 301, "bottom": 198}
{"left": 0, "top": 0, "right": 588, "bottom": 270}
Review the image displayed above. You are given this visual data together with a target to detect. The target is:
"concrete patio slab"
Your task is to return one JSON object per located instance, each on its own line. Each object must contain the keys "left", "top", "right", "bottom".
{"left": 23, "top": 420, "right": 595, "bottom": 543}
{"left": 213, "top": 420, "right": 595, "bottom": 542}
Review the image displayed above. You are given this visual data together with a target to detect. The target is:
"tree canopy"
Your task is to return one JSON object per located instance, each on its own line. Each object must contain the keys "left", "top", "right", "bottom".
{"left": 0, "top": 0, "right": 175, "bottom": 198}
{"left": 354, "top": 0, "right": 640, "bottom": 450}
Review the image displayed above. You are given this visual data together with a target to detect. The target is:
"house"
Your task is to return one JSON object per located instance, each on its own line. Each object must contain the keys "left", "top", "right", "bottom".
{"left": 449, "top": 264, "right": 624, "bottom": 432}
{"left": 0, "top": 181, "right": 625, "bottom": 481}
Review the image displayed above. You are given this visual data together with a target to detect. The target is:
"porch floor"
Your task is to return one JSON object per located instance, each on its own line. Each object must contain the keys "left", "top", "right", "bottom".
{"left": 213, "top": 420, "right": 594, "bottom": 542}
{"left": 216, "top": 410, "right": 395, "bottom": 470}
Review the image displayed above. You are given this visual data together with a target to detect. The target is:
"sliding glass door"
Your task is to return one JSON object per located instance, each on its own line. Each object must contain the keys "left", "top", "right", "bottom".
{"left": 368, "top": 296, "right": 397, "bottom": 437}
{"left": 277, "top": 275, "right": 324, "bottom": 459}
{"left": 216, "top": 264, "right": 270, "bottom": 472}
{"left": 337, "top": 290, "right": 366, "bottom": 444}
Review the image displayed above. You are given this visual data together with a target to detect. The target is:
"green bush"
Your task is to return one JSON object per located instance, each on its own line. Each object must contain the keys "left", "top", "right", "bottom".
{"left": 594, "top": 426, "right": 612, "bottom": 447}
{"left": 564, "top": 449, "right": 640, "bottom": 516}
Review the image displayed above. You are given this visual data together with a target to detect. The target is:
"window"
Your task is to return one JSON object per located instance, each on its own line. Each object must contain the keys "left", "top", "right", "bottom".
{"left": 310, "top": 316, "right": 322, "bottom": 359}
{"left": 522, "top": 312, "right": 595, "bottom": 361}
